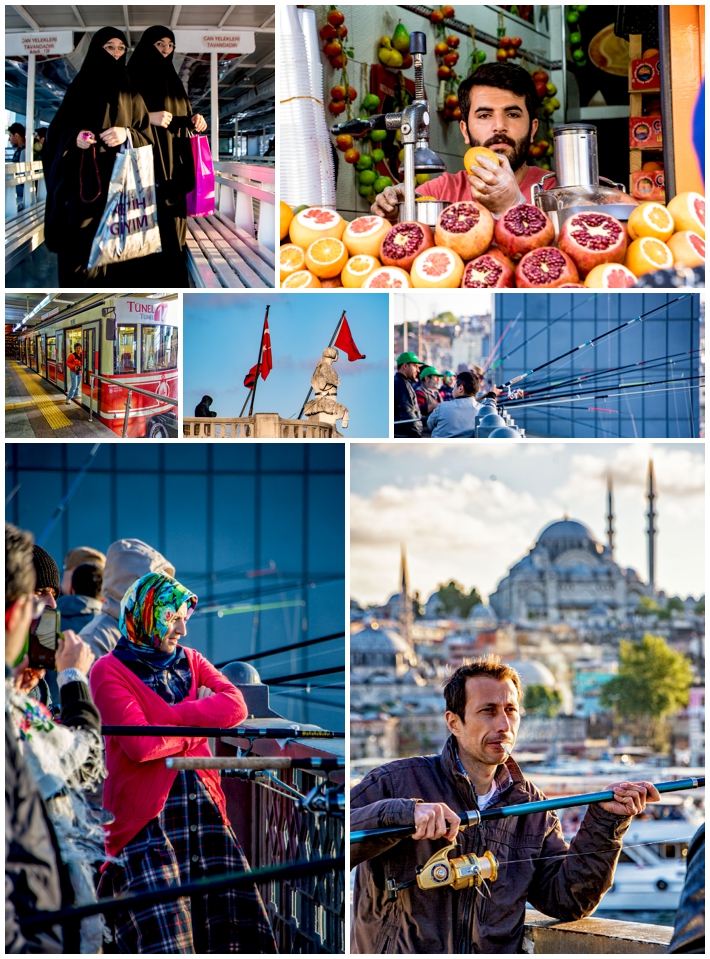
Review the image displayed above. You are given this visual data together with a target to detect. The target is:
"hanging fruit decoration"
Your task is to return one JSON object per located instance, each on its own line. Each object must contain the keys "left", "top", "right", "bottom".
{"left": 566, "top": 5, "right": 588, "bottom": 68}
{"left": 495, "top": 12, "right": 523, "bottom": 62}
{"left": 429, "top": 6, "right": 461, "bottom": 123}
{"left": 323, "top": 7, "right": 357, "bottom": 119}
{"left": 378, "top": 20, "right": 413, "bottom": 71}
{"left": 527, "top": 67, "right": 556, "bottom": 171}
{"left": 466, "top": 24, "right": 487, "bottom": 78}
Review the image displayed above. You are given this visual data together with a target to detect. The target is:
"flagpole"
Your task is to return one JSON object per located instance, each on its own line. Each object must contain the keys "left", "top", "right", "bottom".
{"left": 297, "top": 310, "right": 346, "bottom": 419}
{"left": 249, "top": 304, "right": 271, "bottom": 417}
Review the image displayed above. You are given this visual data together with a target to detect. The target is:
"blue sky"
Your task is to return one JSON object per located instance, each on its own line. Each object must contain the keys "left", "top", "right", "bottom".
{"left": 351, "top": 442, "right": 704, "bottom": 604}
{"left": 184, "top": 292, "right": 389, "bottom": 436}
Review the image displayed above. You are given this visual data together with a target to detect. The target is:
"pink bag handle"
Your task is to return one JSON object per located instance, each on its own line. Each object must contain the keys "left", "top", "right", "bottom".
{"left": 79, "top": 144, "right": 101, "bottom": 204}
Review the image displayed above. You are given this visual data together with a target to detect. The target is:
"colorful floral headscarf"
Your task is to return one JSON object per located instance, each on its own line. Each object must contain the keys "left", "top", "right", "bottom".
{"left": 119, "top": 571, "right": 197, "bottom": 650}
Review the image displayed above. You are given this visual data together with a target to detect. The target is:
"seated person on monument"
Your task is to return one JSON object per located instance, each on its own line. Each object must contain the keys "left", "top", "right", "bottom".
{"left": 195, "top": 395, "right": 217, "bottom": 418}
{"left": 371, "top": 63, "right": 554, "bottom": 221}
{"left": 350, "top": 657, "right": 660, "bottom": 954}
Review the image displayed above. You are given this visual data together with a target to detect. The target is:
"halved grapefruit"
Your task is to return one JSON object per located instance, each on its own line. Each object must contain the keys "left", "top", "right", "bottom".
{"left": 362, "top": 266, "right": 412, "bottom": 289}
{"left": 584, "top": 263, "right": 637, "bottom": 288}
{"left": 410, "top": 246, "right": 464, "bottom": 288}
{"left": 342, "top": 216, "right": 392, "bottom": 257}
{"left": 667, "top": 192, "right": 705, "bottom": 239}
{"left": 289, "top": 207, "right": 346, "bottom": 248}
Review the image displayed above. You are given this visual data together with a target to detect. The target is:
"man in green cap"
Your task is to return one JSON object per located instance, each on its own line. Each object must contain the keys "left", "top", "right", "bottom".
{"left": 440, "top": 370, "right": 456, "bottom": 402}
{"left": 415, "top": 366, "right": 442, "bottom": 434}
{"left": 394, "top": 352, "right": 423, "bottom": 438}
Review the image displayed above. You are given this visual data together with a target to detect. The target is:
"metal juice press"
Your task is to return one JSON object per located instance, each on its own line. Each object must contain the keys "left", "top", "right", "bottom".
{"left": 330, "top": 31, "right": 446, "bottom": 225}
{"left": 531, "top": 123, "right": 638, "bottom": 237}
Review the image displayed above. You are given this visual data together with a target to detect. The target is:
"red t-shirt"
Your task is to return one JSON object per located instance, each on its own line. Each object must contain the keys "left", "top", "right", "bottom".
{"left": 416, "top": 165, "right": 555, "bottom": 205}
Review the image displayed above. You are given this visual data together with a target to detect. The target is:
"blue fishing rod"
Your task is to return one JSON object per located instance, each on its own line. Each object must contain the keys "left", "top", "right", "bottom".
{"left": 352, "top": 776, "right": 705, "bottom": 845}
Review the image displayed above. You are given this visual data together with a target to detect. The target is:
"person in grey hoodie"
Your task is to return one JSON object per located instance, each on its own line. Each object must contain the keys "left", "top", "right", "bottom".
{"left": 56, "top": 562, "right": 104, "bottom": 634}
{"left": 79, "top": 539, "right": 175, "bottom": 660}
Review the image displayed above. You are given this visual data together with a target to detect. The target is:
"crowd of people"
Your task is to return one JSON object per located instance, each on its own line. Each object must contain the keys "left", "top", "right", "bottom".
{"left": 394, "top": 351, "right": 501, "bottom": 438}
{"left": 41, "top": 25, "right": 207, "bottom": 287}
{"left": 5, "top": 524, "right": 276, "bottom": 954}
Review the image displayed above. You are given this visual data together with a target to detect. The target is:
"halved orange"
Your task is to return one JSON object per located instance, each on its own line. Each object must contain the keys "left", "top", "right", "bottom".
{"left": 280, "top": 201, "right": 294, "bottom": 241}
{"left": 624, "top": 236, "right": 674, "bottom": 276}
{"left": 627, "top": 202, "right": 674, "bottom": 242}
{"left": 667, "top": 192, "right": 705, "bottom": 239}
{"left": 279, "top": 243, "right": 306, "bottom": 282}
{"left": 342, "top": 254, "right": 381, "bottom": 288}
{"left": 667, "top": 230, "right": 704, "bottom": 268}
{"left": 282, "top": 269, "right": 322, "bottom": 288}
{"left": 305, "top": 237, "right": 348, "bottom": 278}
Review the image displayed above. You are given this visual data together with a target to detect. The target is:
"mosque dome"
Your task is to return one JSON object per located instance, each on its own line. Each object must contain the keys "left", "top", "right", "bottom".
{"left": 507, "top": 659, "right": 557, "bottom": 688}
{"left": 537, "top": 520, "right": 595, "bottom": 544}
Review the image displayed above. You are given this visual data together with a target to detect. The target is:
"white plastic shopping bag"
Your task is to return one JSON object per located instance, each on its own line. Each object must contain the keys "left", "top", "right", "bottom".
{"left": 87, "top": 130, "right": 162, "bottom": 269}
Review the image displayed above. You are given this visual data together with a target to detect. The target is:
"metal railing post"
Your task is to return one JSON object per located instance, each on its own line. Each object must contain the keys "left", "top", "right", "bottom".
{"left": 122, "top": 390, "right": 132, "bottom": 438}
{"left": 88, "top": 373, "right": 94, "bottom": 421}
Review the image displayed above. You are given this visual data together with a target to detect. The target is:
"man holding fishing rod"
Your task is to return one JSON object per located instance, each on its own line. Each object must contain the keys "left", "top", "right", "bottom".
{"left": 351, "top": 657, "right": 662, "bottom": 954}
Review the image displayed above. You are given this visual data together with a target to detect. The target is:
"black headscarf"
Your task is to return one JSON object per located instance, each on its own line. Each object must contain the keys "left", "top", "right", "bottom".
{"left": 42, "top": 28, "right": 152, "bottom": 252}
{"left": 128, "top": 26, "right": 195, "bottom": 194}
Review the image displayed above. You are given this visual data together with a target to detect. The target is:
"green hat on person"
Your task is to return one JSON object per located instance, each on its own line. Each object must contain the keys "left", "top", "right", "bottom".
{"left": 419, "top": 366, "right": 442, "bottom": 379}
{"left": 396, "top": 351, "right": 422, "bottom": 366}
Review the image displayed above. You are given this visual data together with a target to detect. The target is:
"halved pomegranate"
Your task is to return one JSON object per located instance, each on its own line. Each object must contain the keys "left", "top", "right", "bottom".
{"left": 435, "top": 201, "right": 494, "bottom": 261}
{"left": 494, "top": 204, "right": 555, "bottom": 259}
{"left": 410, "top": 247, "right": 464, "bottom": 288}
{"left": 461, "top": 253, "right": 514, "bottom": 287}
{"left": 516, "top": 247, "right": 579, "bottom": 287}
{"left": 362, "top": 266, "right": 412, "bottom": 288}
{"left": 380, "top": 221, "right": 434, "bottom": 271}
{"left": 558, "top": 211, "right": 628, "bottom": 277}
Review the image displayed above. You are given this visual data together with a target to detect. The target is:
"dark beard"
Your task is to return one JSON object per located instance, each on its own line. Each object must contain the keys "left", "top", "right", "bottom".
{"left": 466, "top": 128, "right": 531, "bottom": 172}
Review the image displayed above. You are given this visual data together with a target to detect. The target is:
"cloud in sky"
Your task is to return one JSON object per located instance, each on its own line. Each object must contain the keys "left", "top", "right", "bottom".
{"left": 350, "top": 443, "right": 705, "bottom": 606}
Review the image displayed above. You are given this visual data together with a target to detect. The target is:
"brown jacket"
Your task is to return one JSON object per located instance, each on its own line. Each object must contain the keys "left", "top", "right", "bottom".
{"left": 351, "top": 736, "right": 632, "bottom": 954}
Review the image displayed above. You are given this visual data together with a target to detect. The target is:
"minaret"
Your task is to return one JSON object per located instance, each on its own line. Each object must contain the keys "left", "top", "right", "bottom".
{"left": 606, "top": 476, "right": 614, "bottom": 556}
{"left": 398, "top": 545, "right": 413, "bottom": 645}
{"left": 647, "top": 461, "right": 657, "bottom": 593}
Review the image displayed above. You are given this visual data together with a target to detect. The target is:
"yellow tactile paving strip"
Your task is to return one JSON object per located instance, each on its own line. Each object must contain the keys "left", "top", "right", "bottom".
{"left": 10, "top": 361, "right": 72, "bottom": 429}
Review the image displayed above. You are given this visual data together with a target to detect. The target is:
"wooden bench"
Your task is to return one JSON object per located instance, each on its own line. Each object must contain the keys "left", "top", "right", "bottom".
{"left": 186, "top": 212, "right": 276, "bottom": 288}
{"left": 6, "top": 203, "right": 46, "bottom": 273}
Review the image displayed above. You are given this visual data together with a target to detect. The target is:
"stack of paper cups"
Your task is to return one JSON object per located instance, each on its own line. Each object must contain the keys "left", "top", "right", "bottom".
{"left": 280, "top": 5, "right": 336, "bottom": 209}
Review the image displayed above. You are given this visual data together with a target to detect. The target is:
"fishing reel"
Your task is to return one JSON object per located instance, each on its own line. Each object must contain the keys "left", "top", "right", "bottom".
{"left": 386, "top": 841, "right": 498, "bottom": 901}
{"left": 298, "top": 782, "right": 345, "bottom": 817}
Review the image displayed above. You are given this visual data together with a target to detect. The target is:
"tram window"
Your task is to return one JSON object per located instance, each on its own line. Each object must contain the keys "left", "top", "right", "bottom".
{"left": 47, "top": 337, "right": 56, "bottom": 361}
{"left": 142, "top": 325, "right": 178, "bottom": 372}
{"left": 115, "top": 325, "right": 137, "bottom": 374}
{"left": 56, "top": 336, "right": 63, "bottom": 365}
{"left": 66, "top": 329, "right": 82, "bottom": 360}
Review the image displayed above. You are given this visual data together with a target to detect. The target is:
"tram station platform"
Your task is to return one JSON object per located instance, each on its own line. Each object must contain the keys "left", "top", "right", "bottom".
{"left": 5, "top": 359, "right": 114, "bottom": 438}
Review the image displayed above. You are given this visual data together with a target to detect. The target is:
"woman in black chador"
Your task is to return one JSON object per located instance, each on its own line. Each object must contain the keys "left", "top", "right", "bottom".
{"left": 128, "top": 26, "right": 208, "bottom": 286}
{"left": 43, "top": 28, "right": 153, "bottom": 286}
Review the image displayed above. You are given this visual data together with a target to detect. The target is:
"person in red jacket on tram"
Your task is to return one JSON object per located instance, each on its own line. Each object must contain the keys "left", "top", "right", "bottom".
{"left": 65, "top": 344, "right": 83, "bottom": 404}
{"left": 90, "top": 571, "right": 277, "bottom": 954}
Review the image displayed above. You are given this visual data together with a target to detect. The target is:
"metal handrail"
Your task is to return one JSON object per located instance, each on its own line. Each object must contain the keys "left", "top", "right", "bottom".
{"left": 87, "top": 371, "right": 177, "bottom": 437}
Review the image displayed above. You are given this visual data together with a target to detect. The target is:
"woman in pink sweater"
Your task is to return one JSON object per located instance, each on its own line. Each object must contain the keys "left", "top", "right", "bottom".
{"left": 90, "top": 571, "right": 276, "bottom": 954}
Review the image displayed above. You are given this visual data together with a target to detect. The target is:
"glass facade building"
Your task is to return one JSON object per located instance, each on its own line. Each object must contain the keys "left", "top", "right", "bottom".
{"left": 5, "top": 443, "right": 345, "bottom": 731}
{"left": 493, "top": 293, "right": 700, "bottom": 438}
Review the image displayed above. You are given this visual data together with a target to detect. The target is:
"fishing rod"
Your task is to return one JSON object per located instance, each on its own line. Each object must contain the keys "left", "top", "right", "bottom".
{"left": 503, "top": 373, "right": 704, "bottom": 409}
{"left": 351, "top": 776, "right": 705, "bottom": 845}
{"left": 482, "top": 313, "right": 520, "bottom": 374}
{"left": 496, "top": 295, "right": 692, "bottom": 390}
{"left": 102, "top": 725, "right": 345, "bottom": 739}
{"left": 513, "top": 349, "right": 700, "bottom": 399}
{"left": 504, "top": 383, "right": 703, "bottom": 416}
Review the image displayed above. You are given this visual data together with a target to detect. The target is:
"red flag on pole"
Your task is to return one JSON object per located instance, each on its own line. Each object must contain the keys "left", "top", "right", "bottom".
{"left": 260, "top": 319, "right": 272, "bottom": 379}
{"left": 334, "top": 315, "right": 366, "bottom": 361}
{"left": 243, "top": 319, "right": 273, "bottom": 389}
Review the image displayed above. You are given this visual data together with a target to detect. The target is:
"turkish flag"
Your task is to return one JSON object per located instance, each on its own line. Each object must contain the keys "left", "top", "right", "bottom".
{"left": 244, "top": 364, "right": 259, "bottom": 389}
{"left": 260, "top": 319, "right": 272, "bottom": 379}
{"left": 334, "top": 315, "right": 366, "bottom": 361}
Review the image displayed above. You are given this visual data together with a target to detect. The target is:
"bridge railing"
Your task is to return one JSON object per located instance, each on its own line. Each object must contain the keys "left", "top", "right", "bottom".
{"left": 213, "top": 160, "right": 276, "bottom": 252}
{"left": 184, "top": 415, "right": 337, "bottom": 439}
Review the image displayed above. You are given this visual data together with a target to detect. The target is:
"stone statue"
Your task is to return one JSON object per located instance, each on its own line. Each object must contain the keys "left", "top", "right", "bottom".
{"left": 303, "top": 346, "right": 349, "bottom": 429}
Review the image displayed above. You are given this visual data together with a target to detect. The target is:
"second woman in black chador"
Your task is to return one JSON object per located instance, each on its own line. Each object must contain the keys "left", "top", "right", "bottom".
{"left": 43, "top": 28, "right": 153, "bottom": 286}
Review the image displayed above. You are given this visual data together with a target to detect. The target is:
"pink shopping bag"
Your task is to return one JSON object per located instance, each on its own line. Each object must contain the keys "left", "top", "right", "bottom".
{"left": 186, "top": 135, "right": 216, "bottom": 216}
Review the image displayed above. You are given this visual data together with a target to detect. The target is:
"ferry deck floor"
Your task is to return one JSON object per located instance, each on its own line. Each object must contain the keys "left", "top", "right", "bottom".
{"left": 6, "top": 358, "right": 115, "bottom": 438}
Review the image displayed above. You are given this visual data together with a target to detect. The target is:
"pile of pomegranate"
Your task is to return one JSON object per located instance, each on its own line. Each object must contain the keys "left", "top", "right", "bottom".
{"left": 280, "top": 194, "right": 705, "bottom": 289}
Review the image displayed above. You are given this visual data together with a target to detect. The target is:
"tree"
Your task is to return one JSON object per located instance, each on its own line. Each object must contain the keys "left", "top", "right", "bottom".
{"left": 524, "top": 685, "right": 562, "bottom": 718}
{"left": 666, "top": 597, "right": 685, "bottom": 612}
{"left": 600, "top": 634, "right": 693, "bottom": 750}
{"left": 435, "top": 580, "right": 482, "bottom": 619}
{"left": 694, "top": 598, "right": 705, "bottom": 615}
{"left": 636, "top": 596, "right": 661, "bottom": 616}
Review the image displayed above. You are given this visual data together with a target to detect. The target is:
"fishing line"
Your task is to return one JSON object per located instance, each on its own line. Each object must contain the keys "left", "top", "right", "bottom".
{"left": 495, "top": 835, "right": 695, "bottom": 869}
{"left": 483, "top": 313, "right": 521, "bottom": 374}
{"left": 506, "top": 382, "right": 704, "bottom": 413}
{"left": 497, "top": 295, "right": 692, "bottom": 390}
{"left": 521, "top": 408, "right": 621, "bottom": 438}
{"left": 504, "top": 375, "right": 704, "bottom": 409}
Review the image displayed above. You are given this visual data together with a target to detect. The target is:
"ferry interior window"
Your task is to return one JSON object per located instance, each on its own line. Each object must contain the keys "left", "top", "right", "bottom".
{"left": 47, "top": 337, "right": 56, "bottom": 361}
{"left": 115, "top": 325, "right": 137, "bottom": 374}
{"left": 142, "top": 325, "right": 178, "bottom": 372}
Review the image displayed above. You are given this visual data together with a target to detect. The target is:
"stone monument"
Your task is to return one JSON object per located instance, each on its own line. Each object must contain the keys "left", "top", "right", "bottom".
{"left": 303, "top": 346, "right": 349, "bottom": 430}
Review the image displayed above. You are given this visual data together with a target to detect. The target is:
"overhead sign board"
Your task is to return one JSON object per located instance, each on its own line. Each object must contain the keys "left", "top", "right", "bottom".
{"left": 6, "top": 32, "right": 74, "bottom": 56}
{"left": 113, "top": 300, "right": 175, "bottom": 324}
{"left": 173, "top": 30, "right": 256, "bottom": 54}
